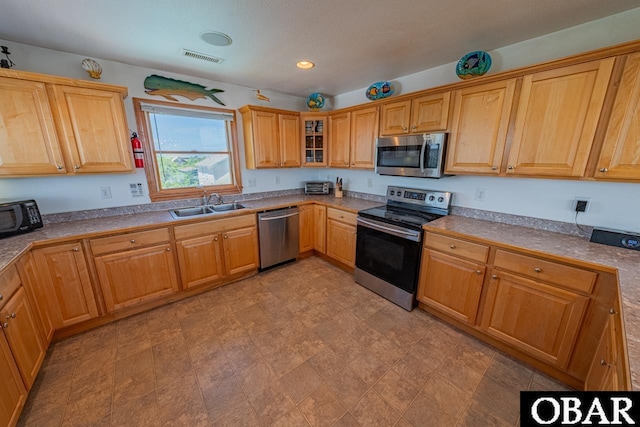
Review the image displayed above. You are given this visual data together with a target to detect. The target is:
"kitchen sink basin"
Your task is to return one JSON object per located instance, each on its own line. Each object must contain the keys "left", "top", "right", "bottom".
{"left": 169, "top": 203, "right": 245, "bottom": 219}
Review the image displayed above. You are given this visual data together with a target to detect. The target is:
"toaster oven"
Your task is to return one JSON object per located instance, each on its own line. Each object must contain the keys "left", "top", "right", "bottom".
{"left": 304, "top": 181, "right": 332, "bottom": 195}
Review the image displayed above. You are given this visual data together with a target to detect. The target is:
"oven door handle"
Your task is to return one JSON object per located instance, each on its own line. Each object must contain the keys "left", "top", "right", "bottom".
{"left": 357, "top": 218, "right": 421, "bottom": 242}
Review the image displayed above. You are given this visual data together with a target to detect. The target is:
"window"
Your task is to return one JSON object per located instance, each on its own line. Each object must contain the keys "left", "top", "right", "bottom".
{"left": 133, "top": 98, "right": 242, "bottom": 201}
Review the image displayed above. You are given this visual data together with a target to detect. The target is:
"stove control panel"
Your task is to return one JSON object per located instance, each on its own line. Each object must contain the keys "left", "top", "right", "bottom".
{"left": 387, "top": 186, "right": 452, "bottom": 210}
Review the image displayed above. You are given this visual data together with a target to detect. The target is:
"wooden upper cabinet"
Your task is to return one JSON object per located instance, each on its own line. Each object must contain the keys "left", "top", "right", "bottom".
{"left": 0, "top": 77, "right": 66, "bottom": 175}
{"left": 240, "top": 106, "right": 300, "bottom": 168}
{"left": 379, "top": 92, "right": 450, "bottom": 136}
{"left": 350, "top": 106, "right": 379, "bottom": 169}
{"left": 445, "top": 79, "right": 517, "bottom": 174}
{"left": 596, "top": 53, "right": 640, "bottom": 180}
{"left": 329, "top": 112, "right": 351, "bottom": 168}
{"left": 507, "top": 58, "right": 615, "bottom": 177}
{"left": 49, "top": 85, "right": 133, "bottom": 173}
{"left": 301, "top": 114, "right": 327, "bottom": 167}
{"left": 278, "top": 113, "right": 301, "bottom": 167}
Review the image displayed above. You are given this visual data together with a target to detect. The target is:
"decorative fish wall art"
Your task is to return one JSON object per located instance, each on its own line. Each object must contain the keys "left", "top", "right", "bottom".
{"left": 143, "top": 74, "right": 225, "bottom": 105}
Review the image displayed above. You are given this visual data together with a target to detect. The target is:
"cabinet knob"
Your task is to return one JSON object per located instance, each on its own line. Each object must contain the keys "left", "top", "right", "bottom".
{"left": 507, "top": 165, "right": 514, "bottom": 170}
{"left": 57, "top": 165, "right": 64, "bottom": 170}
{"left": 449, "top": 244, "right": 456, "bottom": 249}
{"left": 9, "top": 313, "right": 15, "bottom": 319}
{"left": 411, "top": 126, "right": 417, "bottom": 130}
{"left": 599, "top": 167, "right": 609, "bottom": 173}
{"left": 166, "top": 248, "right": 171, "bottom": 252}
{"left": 610, "top": 308, "right": 617, "bottom": 315}
{"left": 214, "top": 236, "right": 218, "bottom": 241}
{"left": 344, "top": 162, "right": 348, "bottom": 166}
{"left": 2, "top": 322, "right": 7, "bottom": 329}
{"left": 351, "top": 162, "right": 355, "bottom": 166}
{"left": 0, "top": 294, "right": 3, "bottom": 301}
{"left": 475, "top": 270, "right": 482, "bottom": 275}
{"left": 491, "top": 274, "right": 498, "bottom": 279}
{"left": 402, "top": 127, "right": 408, "bottom": 131}
{"left": 600, "top": 359, "right": 611, "bottom": 367}
{"left": 74, "top": 165, "right": 81, "bottom": 170}
{"left": 533, "top": 267, "right": 542, "bottom": 273}
{"left": 224, "top": 235, "right": 228, "bottom": 239}
{"left": 72, "top": 247, "right": 79, "bottom": 252}
{"left": 492, "top": 166, "right": 498, "bottom": 170}
{"left": 130, "top": 239, "right": 136, "bottom": 243}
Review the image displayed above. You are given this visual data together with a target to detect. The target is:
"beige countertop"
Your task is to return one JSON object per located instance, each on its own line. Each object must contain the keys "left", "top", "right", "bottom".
{"left": 0, "top": 194, "right": 383, "bottom": 271}
{"left": 425, "top": 215, "right": 640, "bottom": 389}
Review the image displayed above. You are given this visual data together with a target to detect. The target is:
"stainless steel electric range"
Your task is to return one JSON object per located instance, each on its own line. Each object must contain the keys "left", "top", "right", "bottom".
{"left": 354, "top": 185, "right": 452, "bottom": 311}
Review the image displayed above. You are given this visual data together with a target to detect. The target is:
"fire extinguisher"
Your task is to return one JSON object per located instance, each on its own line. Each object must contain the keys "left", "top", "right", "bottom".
{"left": 131, "top": 132, "right": 144, "bottom": 168}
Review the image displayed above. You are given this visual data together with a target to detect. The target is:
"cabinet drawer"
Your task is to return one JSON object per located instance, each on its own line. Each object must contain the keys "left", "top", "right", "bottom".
{"left": 424, "top": 233, "right": 489, "bottom": 263}
{"left": 90, "top": 228, "right": 170, "bottom": 255}
{"left": 494, "top": 250, "right": 597, "bottom": 294}
{"left": 174, "top": 214, "right": 256, "bottom": 241}
{"left": 327, "top": 207, "right": 357, "bottom": 226}
{"left": 0, "top": 265, "right": 21, "bottom": 309}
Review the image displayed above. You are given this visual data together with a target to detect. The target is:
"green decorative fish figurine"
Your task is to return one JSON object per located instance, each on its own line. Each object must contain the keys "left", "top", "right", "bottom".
{"left": 144, "top": 74, "right": 225, "bottom": 105}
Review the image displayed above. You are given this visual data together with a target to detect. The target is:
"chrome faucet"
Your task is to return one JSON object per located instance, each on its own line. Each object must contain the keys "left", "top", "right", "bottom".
{"left": 203, "top": 191, "right": 223, "bottom": 206}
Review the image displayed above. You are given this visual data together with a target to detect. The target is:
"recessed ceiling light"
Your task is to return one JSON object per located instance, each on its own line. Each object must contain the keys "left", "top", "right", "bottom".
{"left": 200, "top": 31, "right": 232, "bottom": 47}
{"left": 296, "top": 61, "right": 315, "bottom": 69}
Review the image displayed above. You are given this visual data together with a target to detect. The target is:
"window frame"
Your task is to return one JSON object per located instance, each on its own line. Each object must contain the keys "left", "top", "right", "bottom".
{"left": 133, "top": 98, "right": 242, "bottom": 202}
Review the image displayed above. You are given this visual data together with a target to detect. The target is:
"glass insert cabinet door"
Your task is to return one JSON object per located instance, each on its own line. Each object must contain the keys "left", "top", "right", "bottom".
{"left": 301, "top": 114, "right": 327, "bottom": 167}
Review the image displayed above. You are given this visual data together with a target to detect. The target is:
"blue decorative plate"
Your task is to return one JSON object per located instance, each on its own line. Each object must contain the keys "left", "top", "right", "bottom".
{"left": 456, "top": 51, "right": 492, "bottom": 80}
{"left": 306, "top": 93, "right": 325, "bottom": 111}
{"left": 366, "top": 81, "right": 395, "bottom": 100}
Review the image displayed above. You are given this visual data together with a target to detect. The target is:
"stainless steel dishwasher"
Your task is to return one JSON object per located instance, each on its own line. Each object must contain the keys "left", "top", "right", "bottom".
{"left": 257, "top": 207, "right": 300, "bottom": 269}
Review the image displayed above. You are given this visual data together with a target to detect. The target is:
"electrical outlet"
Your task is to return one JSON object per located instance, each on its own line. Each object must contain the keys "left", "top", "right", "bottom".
{"left": 475, "top": 188, "right": 486, "bottom": 202}
{"left": 100, "top": 186, "right": 112, "bottom": 199}
{"left": 129, "top": 183, "right": 144, "bottom": 197}
{"left": 574, "top": 197, "right": 591, "bottom": 213}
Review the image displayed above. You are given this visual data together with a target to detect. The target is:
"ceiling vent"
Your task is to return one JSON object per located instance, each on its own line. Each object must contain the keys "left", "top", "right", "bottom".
{"left": 182, "top": 49, "right": 224, "bottom": 64}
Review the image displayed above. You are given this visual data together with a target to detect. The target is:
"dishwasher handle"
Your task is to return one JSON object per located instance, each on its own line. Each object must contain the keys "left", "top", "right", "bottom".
{"left": 258, "top": 211, "right": 300, "bottom": 221}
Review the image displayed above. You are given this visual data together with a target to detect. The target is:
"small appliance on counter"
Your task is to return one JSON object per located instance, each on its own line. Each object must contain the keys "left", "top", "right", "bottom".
{"left": 590, "top": 228, "right": 640, "bottom": 251}
{"left": 0, "top": 199, "right": 43, "bottom": 239}
{"left": 304, "top": 181, "right": 332, "bottom": 195}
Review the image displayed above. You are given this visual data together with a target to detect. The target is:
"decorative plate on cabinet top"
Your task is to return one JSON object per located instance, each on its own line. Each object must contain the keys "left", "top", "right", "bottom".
{"left": 306, "top": 93, "right": 325, "bottom": 111}
{"left": 456, "top": 51, "right": 492, "bottom": 80}
{"left": 366, "top": 81, "right": 395, "bottom": 100}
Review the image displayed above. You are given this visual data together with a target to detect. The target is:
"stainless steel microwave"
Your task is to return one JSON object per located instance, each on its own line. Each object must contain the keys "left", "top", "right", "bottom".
{"left": 375, "top": 133, "right": 450, "bottom": 178}
{"left": 0, "top": 200, "right": 43, "bottom": 239}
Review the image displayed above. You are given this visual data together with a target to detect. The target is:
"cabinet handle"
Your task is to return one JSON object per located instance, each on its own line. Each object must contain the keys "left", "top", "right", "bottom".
{"left": 351, "top": 162, "right": 355, "bottom": 166}
{"left": 9, "top": 313, "right": 15, "bottom": 319}
{"left": 72, "top": 247, "right": 79, "bottom": 252}
{"left": 411, "top": 126, "right": 417, "bottom": 130}
{"left": 475, "top": 270, "right": 482, "bottom": 275}
{"left": 344, "top": 162, "right": 348, "bottom": 166}
{"left": 599, "top": 167, "right": 609, "bottom": 173}
{"left": 600, "top": 359, "right": 611, "bottom": 367}
{"left": 507, "top": 165, "right": 514, "bottom": 170}
{"left": 56, "top": 165, "right": 64, "bottom": 170}
{"left": 449, "top": 244, "right": 456, "bottom": 249}
{"left": 224, "top": 235, "right": 228, "bottom": 239}
{"left": 214, "top": 236, "right": 218, "bottom": 241}
{"left": 492, "top": 166, "right": 498, "bottom": 170}
{"left": 491, "top": 274, "right": 498, "bottom": 279}
{"left": 402, "top": 127, "right": 407, "bottom": 131}
{"left": 74, "top": 165, "right": 81, "bottom": 170}
{"left": 534, "top": 267, "right": 542, "bottom": 273}
{"left": 0, "top": 294, "right": 3, "bottom": 301}
{"left": 130, "top": 239, "right": 136, "bottom": 243}
{"left": 2, "top": 322, "right": 7, "bottom": 329}
{"left": 166, "top": 248, "right": 171, "bottom": 252}
{"left": 610, "top": 308, "right": 617, "bottom": 315}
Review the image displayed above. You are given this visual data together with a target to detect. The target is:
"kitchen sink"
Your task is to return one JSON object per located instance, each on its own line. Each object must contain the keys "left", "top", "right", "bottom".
{"left": 169, "top": 203, "right": 245, "bottom": 219}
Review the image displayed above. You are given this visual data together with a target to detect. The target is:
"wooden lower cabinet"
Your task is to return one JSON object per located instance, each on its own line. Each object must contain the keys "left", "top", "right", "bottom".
{"left": 0, "top": 332, "right": 26, "bottom": 427}
{"left": 175, "top": 221, "right": 259, "bottom": 288}
{"left": 1, "top": 287, "right": 46, "bottom": 389}
{"left": 16, "top": 253, "right": 54, "bottom": 345}
{"left": 313, "top": 205, "right": 327, "bottom": 254}
{"left": 94, "top": 243, "right": 179, "bottom": 312}
{"left": 299, "top": 204, "right": 314, "bottom": 253}
{"left": 32, "top": 243, "right": 99, "bottom": 328}
{"left": 417, "top": 249, "right": 485, "bottom": 324}
{"left": 326, "top": 208, "right": 357, "bottom": 267}
{"left": 480, "top": 270, "right": 588, "bottom": 369}
{"left": 585, "top": 314, "right": 618, "bottom": 390}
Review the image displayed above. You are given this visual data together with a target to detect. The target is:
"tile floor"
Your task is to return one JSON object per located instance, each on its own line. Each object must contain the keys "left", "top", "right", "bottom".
{"left": 18, "top": 257, "right": 569, "bottom": 427}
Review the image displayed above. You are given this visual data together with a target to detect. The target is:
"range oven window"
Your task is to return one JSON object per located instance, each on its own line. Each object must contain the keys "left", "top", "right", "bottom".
{"left": 355, "top": 224, "right": 422, "bottom": 293}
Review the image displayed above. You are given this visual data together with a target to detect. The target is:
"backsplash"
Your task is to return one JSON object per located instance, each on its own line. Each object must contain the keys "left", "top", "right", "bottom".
{"left": 42, "top": 187, "right": 591, "bottom": 238}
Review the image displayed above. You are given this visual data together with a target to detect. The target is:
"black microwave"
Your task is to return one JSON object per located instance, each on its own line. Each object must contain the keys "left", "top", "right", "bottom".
{"left": 0, "top": 200, "right": 43, "bottom": 238}
{"left": 375, "top": 133, "right": 450, "bottom": 178}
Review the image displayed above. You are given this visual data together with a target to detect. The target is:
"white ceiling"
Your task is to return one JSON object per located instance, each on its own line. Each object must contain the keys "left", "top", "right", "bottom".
{"left": 1, "top": 0, "right": 639, "bottom": 98}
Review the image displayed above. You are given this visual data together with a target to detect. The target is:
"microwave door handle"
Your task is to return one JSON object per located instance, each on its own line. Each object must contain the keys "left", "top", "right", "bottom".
{"left": 419, "top": 140, "right": 428, "bottom": 172}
